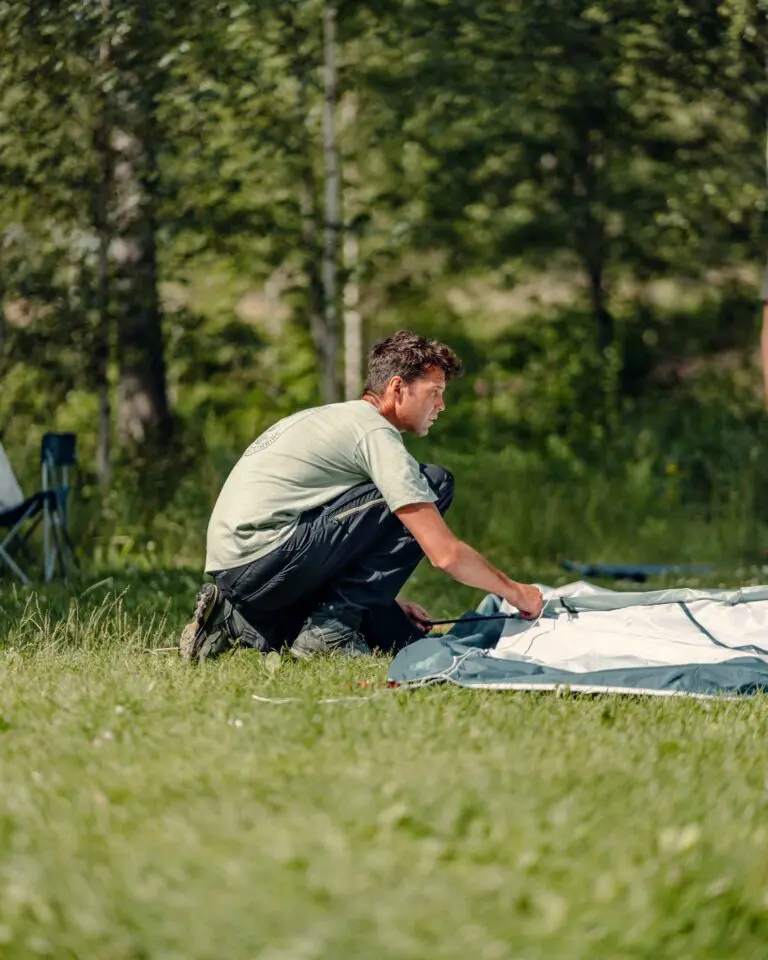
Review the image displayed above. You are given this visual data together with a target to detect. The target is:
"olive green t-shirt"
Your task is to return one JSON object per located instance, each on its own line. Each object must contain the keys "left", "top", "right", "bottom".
{"left": 205, "top": 400, "right": 436, "bottom": 572}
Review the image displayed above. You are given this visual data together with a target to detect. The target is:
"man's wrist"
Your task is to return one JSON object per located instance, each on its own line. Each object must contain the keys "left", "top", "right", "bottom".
{"left": 500, "top": 578, "right": 522, "bottom": 606}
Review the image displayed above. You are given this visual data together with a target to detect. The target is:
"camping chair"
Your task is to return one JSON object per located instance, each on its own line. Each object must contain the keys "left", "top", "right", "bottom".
{"left": 0, "top": 433, "right": 78, "bottom": 585}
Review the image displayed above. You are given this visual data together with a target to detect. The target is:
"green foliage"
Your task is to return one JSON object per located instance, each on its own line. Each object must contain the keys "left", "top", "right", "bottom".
{"left": 0, "top": 0, "right": 765, "bottom": 569}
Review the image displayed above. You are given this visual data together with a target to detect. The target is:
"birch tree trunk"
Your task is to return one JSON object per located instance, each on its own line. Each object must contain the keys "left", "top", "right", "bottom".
{"left": 343, "top": 233, "right": 362, "bottom": 399}
{"left": 298, "top": 75, "right": 326, "bottom": 357}
{"left": 341, "top": 92, "right": 362, "bottom": 400}
{"left": 93, "top": 3, "right": 112, "bottom": 483}
{"left": 321, "top": 2, "right": 341, "bottom": 403}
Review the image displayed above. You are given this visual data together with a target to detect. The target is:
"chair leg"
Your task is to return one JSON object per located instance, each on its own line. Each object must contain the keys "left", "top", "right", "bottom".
{"left": 59, "top": 526, "right": 80, "bottom": 573}
{"left": 0, "top": 544, "right": 32, "bottom": 587}
{"left": 0, "top": 502, "right": 42, "bottom": 586}
{"left": 19, "top": 514, "right": 43, "bottom": 550}
{"left": 0, "top": 491, "right": 79, "bottom": 586}
{"left": 49, "top": 508, "right": 79, "bottom": 581}
{"left": 43, "top": 499, "right": 56, "bottom": 583}
{"left": 17, "top": 515, "right": 42, "bottom": 568}
{"left": 50, "top": 513, "right": 65, "bottom": 580}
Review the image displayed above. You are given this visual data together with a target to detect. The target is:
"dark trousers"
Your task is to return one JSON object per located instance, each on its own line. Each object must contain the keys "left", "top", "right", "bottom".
{"left": 213, "top": 463, "right": 454, "bottom": 653}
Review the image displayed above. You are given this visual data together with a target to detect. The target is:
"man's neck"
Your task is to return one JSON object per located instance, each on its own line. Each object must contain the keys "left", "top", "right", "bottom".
{"left": 363, "top": 393, "right": 401, "bottom": 431}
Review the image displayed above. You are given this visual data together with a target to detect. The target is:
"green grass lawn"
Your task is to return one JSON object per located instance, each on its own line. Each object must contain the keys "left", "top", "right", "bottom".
{"left": 2, "top": 569, "right": 768, "bottom": 958}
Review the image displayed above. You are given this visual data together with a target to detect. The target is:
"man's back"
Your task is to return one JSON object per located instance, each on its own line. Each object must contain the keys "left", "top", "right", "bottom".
{"left": 205, "top": 400, "right": 434, "bottom": 572}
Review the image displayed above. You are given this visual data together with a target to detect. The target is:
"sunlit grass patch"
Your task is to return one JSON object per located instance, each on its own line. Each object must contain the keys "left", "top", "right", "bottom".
{"left": 0, "top": 574, "right": 767, "bottom": 956}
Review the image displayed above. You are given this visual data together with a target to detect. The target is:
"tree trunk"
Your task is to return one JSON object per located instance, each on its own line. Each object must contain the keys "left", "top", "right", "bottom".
{"left": 341, "top": 92, "right": 362, "bottom": 400}
{"left": 298, "top": 72, "right": 326, "bottom": 357}
{"left": 112, "top": 116, "right": 170, "bottom": 446}
{"left": 96, "top": 226, "right": 112, "bottom": 480}
{"left": 573, "top": 122, "right": 615, "bottom": 353}
{"left": 299, "top": 173, "right": 326, "bottom": 353}
{"left": 343, "top": 233, "right": 362, "bottom": 399}
{"left": 110, "top": 0, "right": 170, "bottom": 447}
{"left": 93, "top": 6, "right": 112, "bottom": 484}
{"left": 587, "top": 256, "right": 614, "bottom": 353}
{"left": 321, "top": 2, "right": 341, "bottom": 403}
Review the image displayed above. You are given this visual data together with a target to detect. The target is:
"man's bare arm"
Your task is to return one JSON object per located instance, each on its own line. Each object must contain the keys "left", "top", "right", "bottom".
{"left": 396, "top": 502, "right": 543, "bottom": 618}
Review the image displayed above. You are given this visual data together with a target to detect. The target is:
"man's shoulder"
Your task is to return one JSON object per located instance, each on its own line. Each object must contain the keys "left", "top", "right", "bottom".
{"left": 332, "top": 400, "right": 400, "bottom": 436}
{"left": 242, "top": 407, "right": 320, "bottom": 457}
{"left": 242, "top": 401, "right": 395, "bottom": 457}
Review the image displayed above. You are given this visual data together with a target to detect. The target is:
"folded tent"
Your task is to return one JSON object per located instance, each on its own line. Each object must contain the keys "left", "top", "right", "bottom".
{"left": 389, "top": 581, "right": 768, "bottom": 698}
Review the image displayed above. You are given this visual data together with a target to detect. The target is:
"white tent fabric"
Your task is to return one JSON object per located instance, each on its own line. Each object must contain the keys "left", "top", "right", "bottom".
{"left": 494, "top": 581, "right": 768, "bottom": 674}
{"left": 0, "top": 442, "right": 24, "bottom": 511}
{"left": 390, "top": 582, "right": 768, "bottom": 697}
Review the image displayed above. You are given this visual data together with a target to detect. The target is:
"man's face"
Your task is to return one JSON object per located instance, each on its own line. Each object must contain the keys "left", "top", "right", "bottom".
{"left": 396, "top": 366, "right": 446, "bottom": 436}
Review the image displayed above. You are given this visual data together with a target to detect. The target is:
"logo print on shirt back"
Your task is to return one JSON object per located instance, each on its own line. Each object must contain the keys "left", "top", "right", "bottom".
{"left": 244, "top": 423, "right": 284, "bottom": 456}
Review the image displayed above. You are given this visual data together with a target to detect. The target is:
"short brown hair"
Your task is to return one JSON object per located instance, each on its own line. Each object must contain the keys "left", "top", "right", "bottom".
{"left": 363, "top": 330, "right": 462, "bottom": 395}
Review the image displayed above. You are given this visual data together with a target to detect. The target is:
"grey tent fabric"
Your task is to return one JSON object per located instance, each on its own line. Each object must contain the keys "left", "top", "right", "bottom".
{"left": 388, "top": 585, "right": 768, "bottom": 698}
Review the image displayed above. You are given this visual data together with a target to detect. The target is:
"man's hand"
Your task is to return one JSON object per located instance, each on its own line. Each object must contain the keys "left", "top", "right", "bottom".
{"left": 396, "top": 598, "right": 433, "bottom": 633}
{"left": 507, "top": 582, "right": 544, "bottom": 620}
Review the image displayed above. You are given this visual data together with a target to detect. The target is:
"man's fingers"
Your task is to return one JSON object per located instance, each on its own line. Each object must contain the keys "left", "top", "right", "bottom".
{"left": 410, "top": 604, "right": 432, "bottom": 630}
{"left": 399, "top": 600, "right": 432, "bottom": 630}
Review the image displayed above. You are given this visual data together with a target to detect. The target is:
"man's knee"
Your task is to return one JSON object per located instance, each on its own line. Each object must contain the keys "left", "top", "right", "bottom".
{"left": 421, "top": 463, "right": 454, "bottom": 513}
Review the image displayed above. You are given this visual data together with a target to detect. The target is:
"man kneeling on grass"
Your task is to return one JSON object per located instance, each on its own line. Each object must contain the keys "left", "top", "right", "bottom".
{"left": 180, "top": 330, "right": 543, "bottom": 662}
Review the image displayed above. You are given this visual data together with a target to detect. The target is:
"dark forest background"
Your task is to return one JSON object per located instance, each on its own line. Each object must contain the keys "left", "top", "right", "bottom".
{"left": 1, "top": 0, "right": 766, "bottom": 572}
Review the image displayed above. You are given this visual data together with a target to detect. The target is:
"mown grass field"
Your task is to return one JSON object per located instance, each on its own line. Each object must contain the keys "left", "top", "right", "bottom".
{"left": 1, "top": 564, "right": 768, "bottom": 959}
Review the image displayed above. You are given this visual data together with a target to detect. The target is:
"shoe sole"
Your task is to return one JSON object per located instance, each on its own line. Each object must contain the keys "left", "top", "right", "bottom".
{"left": 179, "top": 584, "right": 221, "bottom": 662}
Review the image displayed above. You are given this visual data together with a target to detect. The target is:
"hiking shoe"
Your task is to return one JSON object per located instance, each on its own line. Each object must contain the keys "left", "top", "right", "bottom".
{"left": 179, "top": 583, "right": 235, "bottom": 663}
{"left": 291, "top": 601, "right": 372, "bottom": 659}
